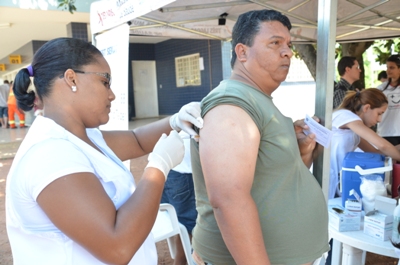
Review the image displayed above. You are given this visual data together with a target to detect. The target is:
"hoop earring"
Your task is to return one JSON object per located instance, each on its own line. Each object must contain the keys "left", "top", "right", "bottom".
{"left": 71, "top": 86, "right": 77, "bottom": 92}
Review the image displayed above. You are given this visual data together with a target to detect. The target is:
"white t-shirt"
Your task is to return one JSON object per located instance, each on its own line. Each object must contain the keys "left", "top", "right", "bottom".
{"left": 6, "top": 116, "right": 157, "bottom": 265}
{"left": 172, "top": 131, "right": 192, "bottom": 173}
{"left": 329, "top": 109, "right": 361, "bottom": 199}
{"left": 377, "top": 81, "right": 400, "bottom": 137}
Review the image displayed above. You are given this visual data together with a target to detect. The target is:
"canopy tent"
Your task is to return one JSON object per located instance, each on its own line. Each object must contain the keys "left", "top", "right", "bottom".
{"left": 90, "top": 0, "right": 400, "bottom": 198}
{"left": 126, "top": 0, "right": 400, "bottom": 43}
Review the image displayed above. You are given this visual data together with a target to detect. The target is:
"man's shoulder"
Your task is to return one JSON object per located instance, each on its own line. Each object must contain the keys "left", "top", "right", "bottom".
{"left": 334, "top": 81, "right": 346, "bottom": 91}
{"left": 335, "top": 78, "right": 353, "bottom": 91}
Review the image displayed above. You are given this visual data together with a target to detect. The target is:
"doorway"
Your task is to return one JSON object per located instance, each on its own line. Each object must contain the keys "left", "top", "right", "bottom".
{"left": 132, "top": 60, "right": 159, "bottom": 118}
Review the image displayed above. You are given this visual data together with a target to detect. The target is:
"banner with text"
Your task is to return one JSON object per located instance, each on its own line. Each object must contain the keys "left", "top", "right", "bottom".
{"left": 90, "top": 0, "right": 175, "bottom": 34}
{"left": 96, "top": 23, "right": 129, "bottom": 131}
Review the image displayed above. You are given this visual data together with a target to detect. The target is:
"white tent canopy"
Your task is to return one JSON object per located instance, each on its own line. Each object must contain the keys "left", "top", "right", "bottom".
{"left": 126, "top": 0, "right": 400, "bottom": 43}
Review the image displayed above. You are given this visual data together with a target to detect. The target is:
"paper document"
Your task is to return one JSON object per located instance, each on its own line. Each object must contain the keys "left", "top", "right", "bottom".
{"left": 303, "top": 114, "right": 332, "bottom": 148}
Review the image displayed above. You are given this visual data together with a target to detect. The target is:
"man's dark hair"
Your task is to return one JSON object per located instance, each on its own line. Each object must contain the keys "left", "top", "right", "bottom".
{"left": 337, "top": 56, "right": 357, "bottom": 76}
{"left": 230, "top": 9, "right": 292, "bottom": 69}
{"left": 4, "top": 80, "right": 9, "bottom": 84}
{"left": 377, "top": 70, "right": 387, "bottom": 81}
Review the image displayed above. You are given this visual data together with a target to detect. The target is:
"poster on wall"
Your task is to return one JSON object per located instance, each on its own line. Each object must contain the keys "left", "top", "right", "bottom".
{"left": 95, "top": 23, "right": 130, "bottom": 131}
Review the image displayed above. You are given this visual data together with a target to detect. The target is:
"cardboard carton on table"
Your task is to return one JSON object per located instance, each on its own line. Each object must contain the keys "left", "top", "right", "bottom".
{"left": 363, "top": 195, "right": 396, "bottom": 241}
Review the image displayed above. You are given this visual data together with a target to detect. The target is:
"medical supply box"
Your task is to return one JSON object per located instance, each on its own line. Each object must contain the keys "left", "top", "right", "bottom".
{"left": 329, "top": 204, "right": 361, "bottom": 232}
{"left": 341, "top": 152, "right": 391, "bottom": 207}
{"left": 363, "top": 196, "right": 396, "bottom": 241}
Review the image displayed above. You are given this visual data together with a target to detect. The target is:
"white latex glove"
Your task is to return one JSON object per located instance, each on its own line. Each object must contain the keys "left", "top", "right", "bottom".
{"left": 145, "top": 130, "right": 184, "bottom": 181}
{"left": 169, "top": 102, "right": 204, "bottom": 136}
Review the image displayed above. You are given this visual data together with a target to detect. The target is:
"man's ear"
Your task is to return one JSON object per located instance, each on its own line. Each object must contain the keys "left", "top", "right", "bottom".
{"left": 235, "top": 43, "right": 248, "bottom": 62}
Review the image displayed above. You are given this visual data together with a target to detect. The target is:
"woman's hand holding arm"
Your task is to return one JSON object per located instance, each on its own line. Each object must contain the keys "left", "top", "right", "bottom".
{"left": 169, "top": 101, "right": 203, "bottom": 135}
{"left": 103, "top": 102, "right": 203, "bottom": 161}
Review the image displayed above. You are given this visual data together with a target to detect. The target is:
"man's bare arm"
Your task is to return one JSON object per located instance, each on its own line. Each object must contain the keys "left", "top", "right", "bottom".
{"left": 199, "top": 105, "right": 270, "bottom": 265}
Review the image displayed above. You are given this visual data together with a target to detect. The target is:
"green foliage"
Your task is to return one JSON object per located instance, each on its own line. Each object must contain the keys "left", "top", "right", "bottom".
{"left": 372, "top": 39, "right": 400, "bottom": 65}
{"left": 57, "top": 0, "right": 77, "bottom": 14}
{"left": 335, "top": 43, "right": 342, "bottom": 59}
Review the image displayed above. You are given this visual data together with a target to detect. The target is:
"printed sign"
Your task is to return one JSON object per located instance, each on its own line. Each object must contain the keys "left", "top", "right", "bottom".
{"left": 9, "top": 55, "right": 21, "bottom": 64}
{"left": 96, "top": 23, "right": 130, "bottom": 131}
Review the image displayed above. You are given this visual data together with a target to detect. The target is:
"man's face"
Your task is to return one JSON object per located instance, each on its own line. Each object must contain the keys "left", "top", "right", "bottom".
{"left": 243, "top": 21, "right": 293, "bottom": 91}
{"left": 348, "top": 60, "right": 361, "bottom": 82}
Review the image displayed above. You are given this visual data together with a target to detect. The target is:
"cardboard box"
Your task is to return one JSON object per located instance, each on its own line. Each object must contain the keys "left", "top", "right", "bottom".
{"left": 363, "top": 196, "right": 396, "bottom": 241}
{"left": 329, "top": 205, "right": 361, "bottom": 232}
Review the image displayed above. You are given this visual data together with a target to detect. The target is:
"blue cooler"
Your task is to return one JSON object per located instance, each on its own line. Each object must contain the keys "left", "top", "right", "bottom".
{"left": 340, "top": 152, "right": 391, "bottom": 207}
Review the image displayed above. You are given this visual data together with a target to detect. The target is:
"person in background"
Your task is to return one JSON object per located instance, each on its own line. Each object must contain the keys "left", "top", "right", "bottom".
{"left": 0, "top": 80, "right": 10, "bottom": 128}
{"left": 8, "top": 81, "right": 26, "bottom": 128}
{"left": 330, "top": 88, "right": 400, "bottom": 199}
{"left": 333, "top": 56, "right": 361, "bottom": 109}
{"left": 369, "top": 70, "right": 388, "bottom": 133}
{"left": 377, "top": 54, "right": 400, "bottom": 145}
{"left": 378, "top": 70, "right": 388, "bottom": 83}
{"left": 6, "top": 37, "right": 203, "bottom": 265}
{"left": 161, "top": 130, "right": 197, "bottom": 265}
{"left": 190, "top": 9, "right": 329, "bottom": 265}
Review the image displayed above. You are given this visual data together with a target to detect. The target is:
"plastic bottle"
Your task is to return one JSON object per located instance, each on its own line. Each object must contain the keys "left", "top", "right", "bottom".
{"left": 392, "top": 199, "right": 400, "bottom": 244}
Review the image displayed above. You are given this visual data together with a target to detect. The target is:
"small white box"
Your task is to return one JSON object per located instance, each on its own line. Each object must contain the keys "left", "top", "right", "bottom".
{"left": 363, "top": 196, "right": 396, "bottom": 241}
{"left": 329, "top": 205, "right": 361, "bottom": 232}
{"left": 345, "top": 199, "right": 362, "bottom": 212}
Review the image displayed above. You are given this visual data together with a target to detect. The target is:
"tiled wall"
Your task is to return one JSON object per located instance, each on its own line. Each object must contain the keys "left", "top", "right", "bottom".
{"left": 32, "top": 41, "right": 47, "bottom": 54}
{"left": 155, "top": 39, "right": 224, "bottom": 115}
{"left": 66, "top": 23, "right": 88, "bottom": 42}
{"left": 128, "top": 39, "right": 224, "bottom": 118}
{"left": 221, "top": 41, "right": 232, "bottom": 80}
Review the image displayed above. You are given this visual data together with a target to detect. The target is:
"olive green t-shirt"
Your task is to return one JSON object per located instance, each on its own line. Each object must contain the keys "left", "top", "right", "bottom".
{"left": 191, "top": 79, "right": 329, "bottom": 265}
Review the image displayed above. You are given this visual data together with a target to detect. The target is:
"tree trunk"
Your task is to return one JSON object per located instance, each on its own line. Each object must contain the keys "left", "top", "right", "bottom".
{"left": 294, "top": 44, "right": 317, "bottom": 80}
{"left": 341, "top": 42, "right": 374, "bottom": 89}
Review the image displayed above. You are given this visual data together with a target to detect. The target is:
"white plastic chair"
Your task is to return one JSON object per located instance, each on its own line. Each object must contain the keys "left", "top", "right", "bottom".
{"left": 151, "top": 203, "right": 194, "bottom": 265}
{"left": 313, "top": 254, "right": 327, "bottom": 265}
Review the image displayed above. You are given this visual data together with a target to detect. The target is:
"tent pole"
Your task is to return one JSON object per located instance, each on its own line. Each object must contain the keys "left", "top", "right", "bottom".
{"left": 314, "top": 0, "right": 337, "bottom": 200}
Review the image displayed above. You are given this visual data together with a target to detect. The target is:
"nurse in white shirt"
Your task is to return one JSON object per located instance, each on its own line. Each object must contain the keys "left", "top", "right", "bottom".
{"left": 6, "top": 37, "right": 203, "bottom": 265}
{"left": 330, "top": 88, "right": 400, "bottom": 199}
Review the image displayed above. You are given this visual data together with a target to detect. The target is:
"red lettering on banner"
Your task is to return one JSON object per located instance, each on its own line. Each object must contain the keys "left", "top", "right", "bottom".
{"left": 97, "top": 9, "right": 115, "bottom": 26}
{"left": 97, "top": 11, "right": 103, "bottom": 26}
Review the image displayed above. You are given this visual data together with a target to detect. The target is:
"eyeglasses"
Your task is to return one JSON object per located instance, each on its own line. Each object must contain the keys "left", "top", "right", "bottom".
{"left": 353, "top": 65, "right": 360, "bottom": 70}
{"left": 73, "top": 69, "right": 112, "bottom": 88}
